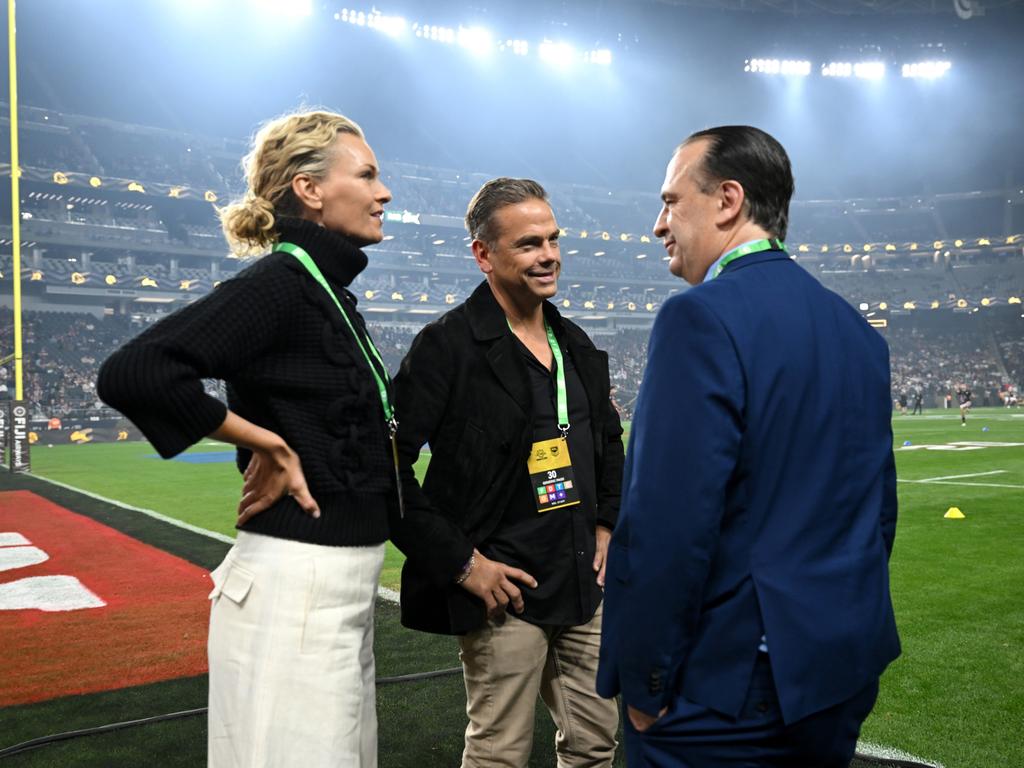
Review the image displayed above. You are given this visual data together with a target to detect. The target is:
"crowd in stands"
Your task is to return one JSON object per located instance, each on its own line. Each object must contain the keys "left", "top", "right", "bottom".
{"left": 886, "top": 324, "right": 1017, "bottom": 408}
{"left": 3, "top": 106, "right": 1024, "bottom": 427}
{"left": 4, "top": 308, "right": 1021, "bottom": 428}
{"left": 0, "top": 311, "right": 134, "bottom": 422}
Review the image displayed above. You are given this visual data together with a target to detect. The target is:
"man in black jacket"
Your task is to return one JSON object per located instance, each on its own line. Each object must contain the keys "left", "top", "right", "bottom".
{"left": 392, "top": 178, "right": 624, "bottom": 768}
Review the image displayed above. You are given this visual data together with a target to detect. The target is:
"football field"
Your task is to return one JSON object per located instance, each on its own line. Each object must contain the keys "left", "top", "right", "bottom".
{"left": 4, "top": 407, "right": 1022, "bottom": 766}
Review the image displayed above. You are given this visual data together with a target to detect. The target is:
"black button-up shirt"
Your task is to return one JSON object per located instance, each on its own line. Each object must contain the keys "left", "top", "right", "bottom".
{"left": 479, "top": 337, "right": 602, "bottom": 627}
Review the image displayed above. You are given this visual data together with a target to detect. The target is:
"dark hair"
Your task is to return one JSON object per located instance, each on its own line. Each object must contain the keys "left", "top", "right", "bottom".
{"left": 683, "top": 126, "right": 794, "bottom": 242}
{"left": 465, "top": 177, "right": 549, "bottom": 245}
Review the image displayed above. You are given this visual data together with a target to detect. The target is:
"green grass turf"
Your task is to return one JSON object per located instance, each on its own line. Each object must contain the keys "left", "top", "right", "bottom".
{"left": 857, "top": 408, "right": 1024, "bottom": 767}
{"left": 20, "top": 438, "right": 433, "bottom": 591}
{"left": 12, "top": 408, "right": 1024, "bottom": 765}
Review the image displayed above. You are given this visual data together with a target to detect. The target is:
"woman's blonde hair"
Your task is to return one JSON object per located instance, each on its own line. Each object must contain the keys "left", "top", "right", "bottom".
{"left": 218, "top": 109, "right": 364, "bottom": 256}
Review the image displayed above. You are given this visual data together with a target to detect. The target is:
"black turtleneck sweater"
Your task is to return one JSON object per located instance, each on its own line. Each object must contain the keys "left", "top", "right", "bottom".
{"left": 97, "top": 217, "right": 396, "bottom": 547}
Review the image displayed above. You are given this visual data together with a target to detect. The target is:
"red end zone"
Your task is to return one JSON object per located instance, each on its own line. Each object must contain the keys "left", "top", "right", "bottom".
{"left": 0, "top": 490, "right": 213, "bottom": 707}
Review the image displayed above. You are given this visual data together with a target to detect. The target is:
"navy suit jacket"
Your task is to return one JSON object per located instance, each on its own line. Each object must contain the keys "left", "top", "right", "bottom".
{"left": 597, "top": 249, "right": 900, "bottom": 724}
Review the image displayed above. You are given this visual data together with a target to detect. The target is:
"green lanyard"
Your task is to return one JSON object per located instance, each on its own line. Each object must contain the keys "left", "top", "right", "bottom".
{"left": 274, "top": 242, "right": 396, "bottom": 435}
{"left": 712, "top": 238, "right": 786, "bottom": 279}
{"left": 509, "top": 317, "right": 570, "bottom": 438}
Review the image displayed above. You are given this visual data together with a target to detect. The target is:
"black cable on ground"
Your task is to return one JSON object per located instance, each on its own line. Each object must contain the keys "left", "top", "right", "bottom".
{"left": 0, "top": 666, "right": 939, "bottom": 768}
{"left": 376, "top": 665, "right": 461, "bottom": 686}
{"left": 0, "top": 708, "right": 206, "bottom": 759}
{"left": 0, "top": 667, "right": 464, "bottom": 760}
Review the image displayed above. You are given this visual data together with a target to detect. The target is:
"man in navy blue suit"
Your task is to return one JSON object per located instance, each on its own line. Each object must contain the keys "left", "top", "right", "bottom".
{"left": 597, "top": 126, "right": 900, "bottom": 767}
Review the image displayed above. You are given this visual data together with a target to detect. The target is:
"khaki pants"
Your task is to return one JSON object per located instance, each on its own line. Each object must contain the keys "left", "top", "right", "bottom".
{"left": 458, "top": 602, "right": 618, "bottom": 768}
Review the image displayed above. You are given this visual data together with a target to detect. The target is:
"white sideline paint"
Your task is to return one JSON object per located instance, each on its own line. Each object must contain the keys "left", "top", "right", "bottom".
{"left": 898, "top": 469, "right": 1024, "bottom": 489}
{"left": 0, "top": 545, "right": 49, "bottom": 573}
{"left": 857, "top": 740, "right": 944, "bottom": 767}
{"left": 915, "top": 470, "right": 1006, "bottom": 482}
{"left": 24, "top": 472, "right": 402, "bottom": 605}
{"left": 0, "top": 575, "right": 106, "bottom": 612}
{"left": 27, "top": 473, "right": 235, "bottom": 545}
{"left": 898, "top": 479, "right": 1024, "bottom": 490}
{"left": 897, "top": 441, "right": 1024, "bottom": 451}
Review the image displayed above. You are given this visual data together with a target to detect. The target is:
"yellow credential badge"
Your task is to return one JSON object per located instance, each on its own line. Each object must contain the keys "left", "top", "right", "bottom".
{"left": 527, "top": 437, "right": 581, "bottom": 514}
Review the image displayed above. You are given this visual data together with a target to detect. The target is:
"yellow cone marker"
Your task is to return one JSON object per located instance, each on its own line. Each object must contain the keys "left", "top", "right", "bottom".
{"left": 944, "top": 507, "right": 965, "bottom": 519}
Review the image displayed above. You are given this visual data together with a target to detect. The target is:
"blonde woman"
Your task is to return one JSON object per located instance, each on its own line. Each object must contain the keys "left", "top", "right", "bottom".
{"left": 98, "top": 110, "right": 396, "bottom": 767}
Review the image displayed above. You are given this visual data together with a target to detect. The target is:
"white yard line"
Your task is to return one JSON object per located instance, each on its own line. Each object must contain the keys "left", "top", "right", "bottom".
{"left": 898, "top": 479, "right": 1024, "bottom": 490}
{"left": 914, "top": 470, "right": 1006, "bottom": 482}
{"left": 857, "top": 740, "right": 944, "bottom": 767}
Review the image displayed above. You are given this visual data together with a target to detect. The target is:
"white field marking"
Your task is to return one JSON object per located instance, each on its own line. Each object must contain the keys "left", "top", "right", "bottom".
{"left": 856, "top": 740, "right": 944, "bottom": 767}
{"left": 0, "top": 532, "right": 32, "bottom": 547}
{"left": 898, "top": 479, "right": 1024, "bottom": 490}
{"left": 897, "top": 441, "right": 1024, "bottom": 451}
{"left": 0, "top": 545, "right": 49, "bottom": 572}
{"left": 914, "top": 470, "right": 1006, "bottom": 482}
{"left": 0, "top": 575, "right": 106, "bottom": 612}
{"left": 21, "top": 473, "right": 403, "bottom": 605}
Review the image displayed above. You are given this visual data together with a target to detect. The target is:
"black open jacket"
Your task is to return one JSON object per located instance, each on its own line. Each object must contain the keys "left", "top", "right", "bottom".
{"left": 391, "top": 280, "right": 625, "bottom": 634}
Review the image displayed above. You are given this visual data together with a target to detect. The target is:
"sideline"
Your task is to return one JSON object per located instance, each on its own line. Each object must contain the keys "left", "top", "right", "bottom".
{"left": 11, "top": 474, "right": 947, "bottom": 766}
{"left": 18, "top": 472, "right": 402, "bottom": 604}
{"left": 856, "top": 741, "right": 944, "bottom": 768}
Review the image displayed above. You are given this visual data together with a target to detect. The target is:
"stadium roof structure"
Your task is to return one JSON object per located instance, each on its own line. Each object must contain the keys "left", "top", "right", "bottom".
{"left": 637, "top": 0, "right": 1023, "bottom": 15}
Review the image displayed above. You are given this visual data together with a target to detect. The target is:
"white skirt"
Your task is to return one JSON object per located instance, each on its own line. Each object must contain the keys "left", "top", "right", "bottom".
{"left": 207, "top": 531, "right": 385, "bottom": 768}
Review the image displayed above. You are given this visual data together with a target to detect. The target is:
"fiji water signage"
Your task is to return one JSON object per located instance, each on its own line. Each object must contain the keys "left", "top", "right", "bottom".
{"left": 0, "top": 401, "right": 7, "bottom": 457}
{"left": 10, "top": 401, "right": 30, "bottom": 473}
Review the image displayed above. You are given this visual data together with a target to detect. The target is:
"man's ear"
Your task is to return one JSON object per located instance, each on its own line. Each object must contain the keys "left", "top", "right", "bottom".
{"left": 715, "top": 179, "right": 746, "bottom": 228}
{"left": 291, "top": 173, "right": 322, "bottom": 216}
{"left": 471, "top": 239, "right": 493, "bottom": 275}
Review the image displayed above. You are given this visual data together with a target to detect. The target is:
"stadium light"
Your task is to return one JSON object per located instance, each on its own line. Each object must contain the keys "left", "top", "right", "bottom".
{"left": 854, "top": 61, "right": 886, "bottom": 80}
{"left": 744, "top": 59, "right": 811, "bottom": 77}
{"left": 457, "top": 26, "right": 493, "bottom": 55}
{"left": 413, "top": 23, "right": 456, "bottom": 43}
{"left": 584, "top": 49, "right": 612, "bottom": 66}
{"left": 336, "top": 9, "right": 613, "bottom": 65}
{"left": 499, "top": 39, "right": 529, "bottom": 56}
{"left": 902, "top": 61, "right": 951, "bottom": 79}
{"left": 367, "top": 12, "right": 407, "bottom": 37}
{"left": 539, "top": 40, "right": 576, "bottom": 68}
{"left": 821, "top": 61, "right": 853, "bottom": 78}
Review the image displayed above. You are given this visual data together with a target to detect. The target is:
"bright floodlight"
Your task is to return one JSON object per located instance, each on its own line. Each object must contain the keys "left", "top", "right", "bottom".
{"left": 367, "top": 13, "right": 407, "bottom": 37}
{"left": 854, "top": 61, "right": 886, "bottom": 80}
{"left": 416, "top": 24, "right": 454, "bottom": 43}
{"left": 902, "top": 61, "right": 951, "bottom": 79}
{"left": 744, "top": 58, "right": 810, "bottom": 76}
{"left": 781, "top": 59, "right": 811, "bottom": 76}
{"left": 458, "top": 26, "right": 493, "bottom": 55}
{"left": 253, "top": 0, "right": 312, "bottom": 18}
{"left": 821, "top": 61, "right": 853, "bottom": 77}
{"left": 585, "top": 49, "right": 612, "bottom": 66}
{"left": 745, "top": 58, "right": 781, "bottom": 74}
{"left": 498, "top": 39, "right": 529, "bottom": 55}
{"left": 539, "top": 40, "right": 576, "bottom": 68}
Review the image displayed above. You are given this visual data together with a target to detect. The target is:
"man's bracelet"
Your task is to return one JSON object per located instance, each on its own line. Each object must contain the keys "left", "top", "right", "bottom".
{"left": 454, "top": 554, "right": 476, "bottom": 585}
